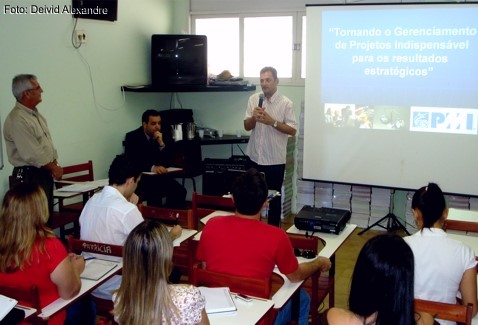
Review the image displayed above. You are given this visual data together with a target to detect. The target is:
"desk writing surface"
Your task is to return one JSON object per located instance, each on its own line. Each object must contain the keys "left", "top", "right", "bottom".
{"left": 200, "top": 211, "right": 235, "bottom": 225}
{"left": 270, "top": 223, "right": 357, "bottom": 309}
{"left": 53, "top": 179, "right": 107, "bottom": 198}
{"left": 38, "top": 261, "right": 122, "bottom": 319}
{"left": 167, "top": 228, "right": 197, "bottom": 247}
{"left": 448, "top": 208, "right": 478, "bottom": 223}
{"left": 286, "top": 223, "right": 357, "bottom": 259}
{"left": 207, "top": 294, "right": 274, "bottom": 325}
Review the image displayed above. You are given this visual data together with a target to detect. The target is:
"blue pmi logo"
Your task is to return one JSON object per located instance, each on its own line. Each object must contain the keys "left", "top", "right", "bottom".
{"left": 410, "top": 107, "right": 478, "bottom": 135}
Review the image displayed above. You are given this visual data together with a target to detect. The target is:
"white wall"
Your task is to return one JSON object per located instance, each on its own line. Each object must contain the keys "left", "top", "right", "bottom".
{"left": 0, "top": 0, "right": 175, "bottom": 198}
{"left": 0, "top": 0, "right": 307, "bottom": 210}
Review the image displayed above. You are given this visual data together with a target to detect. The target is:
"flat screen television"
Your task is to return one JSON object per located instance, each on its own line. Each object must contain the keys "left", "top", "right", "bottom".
{"left": 151, "top": 34, "right": 208, "bottom": 86}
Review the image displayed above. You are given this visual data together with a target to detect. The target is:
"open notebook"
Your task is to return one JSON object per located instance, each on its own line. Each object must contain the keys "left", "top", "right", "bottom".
{"left": 198, "top": 287, "right": 237, "bottom": 314}
{"left": 80, "top": 259, "right": 119, "bottom": 281}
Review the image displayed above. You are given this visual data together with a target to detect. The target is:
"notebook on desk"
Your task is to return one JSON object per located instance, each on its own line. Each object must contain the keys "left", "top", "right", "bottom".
{"left": 198, "top": 287, "right": 237, "bottom": 314}
{"left": 80, "top": 259, "right": 119, "bottom": 281}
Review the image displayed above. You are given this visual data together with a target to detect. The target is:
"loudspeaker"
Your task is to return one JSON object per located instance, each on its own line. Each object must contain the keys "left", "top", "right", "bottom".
{"left": 202, "top": 158, "right": 250, "bottom": 195}
{"left": 202, "top": 169, "right": 229, "bottom": 196}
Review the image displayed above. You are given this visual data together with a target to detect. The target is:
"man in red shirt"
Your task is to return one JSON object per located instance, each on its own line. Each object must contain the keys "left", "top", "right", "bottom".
{"left": 197, "top": 168, "right": 331, "bottom": 325}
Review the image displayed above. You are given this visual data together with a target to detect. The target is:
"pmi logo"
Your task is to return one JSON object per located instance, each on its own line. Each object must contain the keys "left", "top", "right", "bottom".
{"left": 410, "top": 107, "right": 478, "bottom": 135}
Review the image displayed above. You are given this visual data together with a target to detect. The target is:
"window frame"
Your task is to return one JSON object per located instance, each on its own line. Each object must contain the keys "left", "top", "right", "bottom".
{"left": 191, "top": 11, "right": 306, "bottom": 86}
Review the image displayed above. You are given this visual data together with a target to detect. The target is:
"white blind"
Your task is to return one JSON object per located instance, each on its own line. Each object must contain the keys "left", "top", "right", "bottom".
{"left": 190, "top": 0, "right": 477, "bottom": 14}
{"left": 190, "top": 0, "right": 338, "bottom": 14}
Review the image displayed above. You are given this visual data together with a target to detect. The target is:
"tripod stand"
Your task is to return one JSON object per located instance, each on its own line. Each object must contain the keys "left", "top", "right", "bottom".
{"left": 358, "top": 189, "right": 410, "bottom": 235}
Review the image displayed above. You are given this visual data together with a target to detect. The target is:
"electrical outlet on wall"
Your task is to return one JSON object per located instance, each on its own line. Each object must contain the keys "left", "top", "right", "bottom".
{"left": 74, "top": 30, "right": 87, "bottom": 44}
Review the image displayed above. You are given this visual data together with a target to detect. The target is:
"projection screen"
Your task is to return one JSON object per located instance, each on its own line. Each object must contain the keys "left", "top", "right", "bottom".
{"left": 304, "top": 3, "right": 478, "bottom": 196}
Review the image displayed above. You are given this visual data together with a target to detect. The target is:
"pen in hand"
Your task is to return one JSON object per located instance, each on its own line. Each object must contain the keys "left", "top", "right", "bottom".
{"left": 176, "top": 213, "right": 179, "bottom": 225}
{"left": 84, "top": 257, "right": 96, "bottom": 261}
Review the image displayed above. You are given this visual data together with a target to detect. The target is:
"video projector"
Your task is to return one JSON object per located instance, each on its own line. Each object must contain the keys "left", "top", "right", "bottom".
{"left": 294, "top": 205, "right": 351, "bottom": 235}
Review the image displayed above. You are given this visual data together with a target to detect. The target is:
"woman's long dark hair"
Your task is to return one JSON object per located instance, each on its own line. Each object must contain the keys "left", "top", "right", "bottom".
{"left": 349, "top": 233, "right": 415, "bottom": 325}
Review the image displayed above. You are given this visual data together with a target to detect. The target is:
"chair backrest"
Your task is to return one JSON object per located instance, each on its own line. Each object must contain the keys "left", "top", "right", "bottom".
{"left": 138, "top": 204, "right": 195, "bottom": 229}
{"left": 68, "top": 236, "right": 123, "bottom": 257}
{"left": 56, "top": 161, "right": 95, "bottom": 211}
{"left": 445, "top": 220, "right": 478, "bottom": 233}
{"left": 414, "top": 299, "right": 473, "bottom": 325}
{"left": 192, "top": 262, "right": 271, "bottom": 299}
{"left": 61, "top": 160, "right": 94, "bottom": 183}
{"left": 192, "top": 192, "right": 235, "bottom": 229}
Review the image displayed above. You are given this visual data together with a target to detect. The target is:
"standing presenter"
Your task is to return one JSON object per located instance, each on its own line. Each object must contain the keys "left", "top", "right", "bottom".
{"left": 243, "top": 66, "right": 297, "bottom": 227}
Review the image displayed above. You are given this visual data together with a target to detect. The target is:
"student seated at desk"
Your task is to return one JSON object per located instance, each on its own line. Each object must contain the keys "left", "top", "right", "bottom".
{"left": 319, "top": 233, "right": 437, "bottom": 325}
{"left": 0, "top": 184, "right": 85, "bottom": 325}
{"left": 124, "top": 109, "right": 187, "bottom": 208}
{"left": 196, "top": 168, "right": 331, "bottom": 325}
{"left": 79, "top": 154, "right": 182, "bottom": 301}
{"left": 113, "top": 220, "right": 209, "bottom": 325}
{"left": 404, "top": 183, "right": 478, "bottom": 324}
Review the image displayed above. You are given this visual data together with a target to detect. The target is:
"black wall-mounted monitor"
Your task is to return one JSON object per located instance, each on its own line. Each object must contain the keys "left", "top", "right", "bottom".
{"left": 151, "top": 34, "right": 208, "bottom": 86}
{"left": 72, "top": 0, "right": 117, "bottom": 21}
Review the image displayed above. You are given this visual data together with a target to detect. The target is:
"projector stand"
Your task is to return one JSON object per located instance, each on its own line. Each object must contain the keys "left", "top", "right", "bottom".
{"left": 358, "top": 189, "right": 410, "bottom": 236}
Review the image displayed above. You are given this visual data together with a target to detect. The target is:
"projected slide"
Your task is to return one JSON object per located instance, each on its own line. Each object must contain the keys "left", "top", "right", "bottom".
{"left": 321, "top": 7, "right": 478, "bottom": 108}
{"left": 304, "top": 4, "right": 478, "bottom": 196}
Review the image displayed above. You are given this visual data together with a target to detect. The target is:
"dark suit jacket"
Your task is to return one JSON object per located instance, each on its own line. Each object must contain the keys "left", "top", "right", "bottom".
{"left": 124, "top": 126, "right": 172, "bottom": 172}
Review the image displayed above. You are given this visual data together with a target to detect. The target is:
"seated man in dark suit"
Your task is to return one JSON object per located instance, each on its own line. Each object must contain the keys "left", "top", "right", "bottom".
{"left": 124, "top": 109, "right": 187, "bottom": 208}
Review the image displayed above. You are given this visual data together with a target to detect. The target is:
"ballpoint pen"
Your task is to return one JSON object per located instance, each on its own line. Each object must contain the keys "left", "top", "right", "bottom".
{"left": 84, "top": 257, "right": 96, "bottom": 261}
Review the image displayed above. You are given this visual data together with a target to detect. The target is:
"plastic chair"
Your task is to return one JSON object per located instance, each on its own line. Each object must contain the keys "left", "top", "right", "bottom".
{"left": 415, "top": 299, "right": 473, "bottom": 325}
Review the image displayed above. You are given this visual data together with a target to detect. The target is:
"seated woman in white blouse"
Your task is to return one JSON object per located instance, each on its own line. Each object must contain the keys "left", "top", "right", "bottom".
{"left": 404, "top": 182, "right": 478, "bottom": 325}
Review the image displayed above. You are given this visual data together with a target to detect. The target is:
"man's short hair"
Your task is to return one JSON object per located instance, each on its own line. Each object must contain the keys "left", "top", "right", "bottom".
{"left": 108, "top": 154, "right": 142, "bottom": 186}
{"left": 231, "top": 168, "right": 268, "bottom": 215}
{"left": 142, "top": 109, "right": 160, "bottom": 124}
{"left": 12, "top": 74, "right": 36, "bottom": 101}
{"left": 260, "top": 67, "right": 278, "bottom": 80}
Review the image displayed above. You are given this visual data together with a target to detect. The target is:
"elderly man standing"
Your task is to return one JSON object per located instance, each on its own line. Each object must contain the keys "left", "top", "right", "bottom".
{"left": 4, "top": 74, "right": 63, "bottom": 212}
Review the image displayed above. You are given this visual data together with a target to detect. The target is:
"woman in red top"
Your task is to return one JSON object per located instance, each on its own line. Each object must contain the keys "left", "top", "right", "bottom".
{"left": 0, "top": 184, "right": 85, "bottom": 325}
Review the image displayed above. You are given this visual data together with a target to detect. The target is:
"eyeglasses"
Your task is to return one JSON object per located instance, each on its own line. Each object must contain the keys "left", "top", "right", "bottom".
{"left": 28, "top": 86, "right": 41, "bottom": 92}
{"left": 294, "top": 248, "right": 317, "bottom": 259}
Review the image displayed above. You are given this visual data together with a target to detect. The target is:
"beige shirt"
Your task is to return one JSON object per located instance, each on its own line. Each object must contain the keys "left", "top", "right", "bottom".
{"left": 3, "top": 102, "right": 58, "bottom": 168}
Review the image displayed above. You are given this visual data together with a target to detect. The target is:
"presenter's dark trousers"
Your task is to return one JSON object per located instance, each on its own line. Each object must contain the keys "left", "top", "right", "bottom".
{"left": 249, "top": 162, "right": 285, "bottom": 227}
{"left": 11, "top": 166, "right": 54, "bottom": 213}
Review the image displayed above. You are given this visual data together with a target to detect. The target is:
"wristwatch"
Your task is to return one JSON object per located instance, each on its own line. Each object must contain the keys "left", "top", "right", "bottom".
{"left": 273, "top": 120, "right": 278, "bottom": 128}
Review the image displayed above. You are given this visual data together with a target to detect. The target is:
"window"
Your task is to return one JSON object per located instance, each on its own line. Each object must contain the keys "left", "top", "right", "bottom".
{"left": 193, "top": 13, "right": 305, "bottom": 85}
